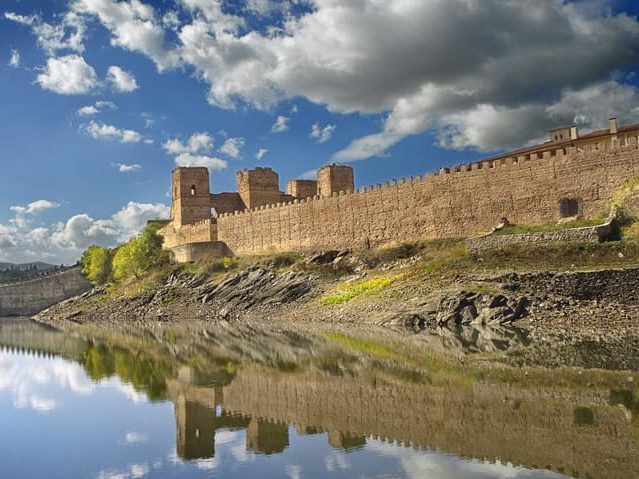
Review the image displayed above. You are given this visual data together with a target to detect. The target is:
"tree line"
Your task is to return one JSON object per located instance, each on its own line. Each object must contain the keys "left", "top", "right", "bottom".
{"left": 80, "top": 222, "right": 169, "bottom": 284}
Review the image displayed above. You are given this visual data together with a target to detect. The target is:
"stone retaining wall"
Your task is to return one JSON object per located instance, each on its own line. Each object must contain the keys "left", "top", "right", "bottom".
{"left": 466, "top": 221, "right": 614, "bottom": 254}
{"left": 0, "top": 268, "right": 92, "bottom": 317}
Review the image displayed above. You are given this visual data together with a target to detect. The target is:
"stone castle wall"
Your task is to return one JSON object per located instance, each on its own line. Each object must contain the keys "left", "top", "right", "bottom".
{"left": 217, "top": 138, "right": 639, "bottom": 256}
{"left": 162, "top": 219, "right": 217, "bottom": 250}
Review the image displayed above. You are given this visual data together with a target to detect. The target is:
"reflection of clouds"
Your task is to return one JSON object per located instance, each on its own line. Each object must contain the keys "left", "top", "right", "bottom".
{"left": 96, "top": 463, "right": 150, "bottom": 479}
{"left": 107, "top": 381, "right": 147, "bottom": 404}
{"left": 195, "top": 458, "right": 218, "bottom": 470}
{"left": 124, "top": 432, "right": 148, "bottom": 445}
{"left": 216, "top": 429, "right": 242, "bottom": 445}
{"left": 324, "top": 452, "right": 351, "bottom": 472}
{"left": 366, "top": 439, "right": 569, "bottom": 479}
{"left": 0, "top": 351, "right": 152, "bottom": 416}
{"left": 285, "top": 464, "right": 302, "bottom": 479}
{"left": 0, "top": 351, "right": 95, "bottom": 413}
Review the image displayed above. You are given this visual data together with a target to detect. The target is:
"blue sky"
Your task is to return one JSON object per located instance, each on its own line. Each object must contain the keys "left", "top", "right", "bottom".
{"left": 1, "top": 0, "right": 639, "bottom": 264}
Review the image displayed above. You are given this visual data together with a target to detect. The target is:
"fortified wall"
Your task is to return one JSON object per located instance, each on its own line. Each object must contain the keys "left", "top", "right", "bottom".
{"left": 0, "top": 267, "right": 92, "bottom": 317}
{"left": 159, "top": 119, "right": 639, "bottom": 260}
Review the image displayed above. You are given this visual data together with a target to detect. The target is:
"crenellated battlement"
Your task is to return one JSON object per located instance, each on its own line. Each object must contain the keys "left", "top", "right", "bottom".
{"left": 162, "top": 119, "right": 639, "bottom": 260}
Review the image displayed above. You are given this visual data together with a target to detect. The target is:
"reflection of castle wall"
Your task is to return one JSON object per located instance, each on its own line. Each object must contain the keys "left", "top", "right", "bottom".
{"left": 218, "top": 370, "right": 638, "bottom": 479}
{"left": 174, "top": 391, "right": 250, "bottom": 460}
{"left": 0, "top": 319, "right": 89, "bottom": 359}
{"left": 246, "top": 419, "right": 289, "bottom": 455}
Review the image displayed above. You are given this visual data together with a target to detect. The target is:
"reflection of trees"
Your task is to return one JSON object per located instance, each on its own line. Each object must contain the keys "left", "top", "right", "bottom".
{"left": 80, "top": 341, "right": 239, "bottom": 402}
{"left": 81, "top": 343, "right": 174, "bottom": 400}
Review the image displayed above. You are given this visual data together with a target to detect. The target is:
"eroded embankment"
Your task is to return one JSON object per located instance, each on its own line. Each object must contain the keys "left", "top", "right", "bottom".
{"left": 33, "top": 246, "right": 639, "bottom": 372}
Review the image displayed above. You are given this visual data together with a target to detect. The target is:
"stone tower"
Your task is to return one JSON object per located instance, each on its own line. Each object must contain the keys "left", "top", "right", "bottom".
{"left": 317, "top": 164, "right": 354, "bottom": 197}
{"left": 235, "top": 167, "right": 283, "bottom": 209}
{"left": 171, "top": 167, "right": 212, "bottom": 226}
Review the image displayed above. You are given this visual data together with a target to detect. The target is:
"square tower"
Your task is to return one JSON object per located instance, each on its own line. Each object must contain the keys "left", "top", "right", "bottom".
{"left": 236, "top": 167, "right": 283, "bottom": 209}
{"left": 317, "top": 164, "right": 354, "bottom": 197}
{"left": 171, "top": 167, "right": 212, "bottom": 225}
{"left": 286, "top": 179, "right": 318, "bottom": 198}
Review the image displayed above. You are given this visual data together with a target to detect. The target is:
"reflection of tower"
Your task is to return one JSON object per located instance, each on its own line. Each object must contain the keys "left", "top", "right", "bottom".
{"left": 174, "top": 392, "right": 250, "bottom": 461}
{"left": 246, "top": 419, "right": 289, "bottom": 454}
{"left": 327, "top": 431, "right": 367, "bottom": 451}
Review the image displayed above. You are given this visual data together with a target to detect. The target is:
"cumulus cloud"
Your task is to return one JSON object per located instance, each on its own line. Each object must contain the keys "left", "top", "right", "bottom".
{"left": 255, "top": 148, "right": 268, "bottom": 160}
{"left": 218, "top": 137, "right": 245, "bottom": 158}
{"left": 107, "top": 65, "right": 139, "bottom": 92}
{"left": 174, "top": 153, "right": 227, "bottom": 171}
{"left": 0, "top": 200, "right": 169, "bottom": 263}
{"left": 10, "top": 200, "right": 60, "bottom": 228}
{"left": 5, "top": 10, "right": 85, "bottom": 54}
{"left": 310, "top": 122, "right": 336, "bottom": 143}
{"left": 13, "top": 0, "right": 639, "bottom": 158}
{"left": 162, "top": 132, "right": 213, "bottom": 155}
{"left": 115, "top": 163, "right": 141, "bottom": 173}
{"left": 76, "top": 100, "right": 117, "bottom": 116}
{"left": 8, "top": 49, "right": 20, "bottom": 68}
{"left": 50, "top": 202, "right": 169, "bottom": 251}
{"left": 271, "top": 116, "right": 290, "bottom": 133}
{"left": 81, "top": 121, "right": 142, "bottom": 143}
{"left": 71, "top": 0, "right": 180, "bottom": 70}
{"left": 162, "top": 131, "right": 225, "bottom": 171}
{"left": 36, "top": 55, "right": 98, "bottom": 95}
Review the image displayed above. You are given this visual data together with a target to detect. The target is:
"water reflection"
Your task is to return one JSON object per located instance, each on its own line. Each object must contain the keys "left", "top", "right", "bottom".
{"left": 0, "top": 318, "right": 637, "bottom": 479}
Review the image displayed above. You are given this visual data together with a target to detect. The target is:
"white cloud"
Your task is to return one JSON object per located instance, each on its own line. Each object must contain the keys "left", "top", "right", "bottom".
{"left": 310, "top": 123, "right": 336, "bottom": 143}
{"left": 36, "top": 55, "right": 98, "bottom": 95}
{"left": 256, "top": 148, "right": 268, "bottom": 160}
{"left": 10, "top": 200, "right": 60, "bottom": 229}
{"left": 174, "top": 153, "right": 227, "bottom": 171}
{"left": 107, "top": 65, "right": 139, "bottom": 92}
{"left": 5, "top": 11, "right": 85, "bottom": 54}
{"left": 82, "top": 121, "right": 142, "bottom": 143}
{"left": 50, "top": 202, "right": 169, "bottom": 252}
{"left": 76, "top": 100, "right": 117, "bottom": 117}
{"left": 10, "top": 199, "right": 60, "bottom": 217}
{"left": 0, "top": 200, "right": 169, "bottom": 263}
{"left": 219, "top": 137, "right": 245, "bottom": 158}
{"left": 71, "top": 0, "right": 180, "bottom": 70}
{"left": 8, "top": 49, "right": 20, "bottom": 68}
{"left": 271, "top": 115, "right": 289, "bottom": 133}
{"left": 162, "top": 132, "right": 213, "bottom": 155}
{"left": 13, "top": 0, "right": 639, "bottom": 158}
{"left": 115, "top": 163, "right": 141, "bottom": 173}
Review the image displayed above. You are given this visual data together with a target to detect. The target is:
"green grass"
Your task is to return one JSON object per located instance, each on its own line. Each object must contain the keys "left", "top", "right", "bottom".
{"left": 320, "top": 273, "right": 408, "bottom": 304}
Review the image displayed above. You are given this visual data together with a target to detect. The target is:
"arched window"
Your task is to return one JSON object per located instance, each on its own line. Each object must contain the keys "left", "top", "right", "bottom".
{"left": 190, "top": 184, "right": 196, "bottom": 196}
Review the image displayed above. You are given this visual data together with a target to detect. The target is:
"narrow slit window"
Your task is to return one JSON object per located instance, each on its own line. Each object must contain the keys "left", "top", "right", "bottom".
{"left": 190, "top": 184, "right": 196, "bottom": 196}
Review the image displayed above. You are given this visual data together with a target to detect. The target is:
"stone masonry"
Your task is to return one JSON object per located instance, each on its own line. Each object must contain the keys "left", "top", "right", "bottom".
{"left": 159, "top": 119, "right": 639, "bottom": 261}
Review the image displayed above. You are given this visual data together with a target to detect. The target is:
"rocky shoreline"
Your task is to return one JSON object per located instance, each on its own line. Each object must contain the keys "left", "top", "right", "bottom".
{"left": 33, "top": 251, "right": 639, "bottom": 371}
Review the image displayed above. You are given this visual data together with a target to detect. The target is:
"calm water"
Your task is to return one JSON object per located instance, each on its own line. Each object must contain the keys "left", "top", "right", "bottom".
{"left": 0, "top": 318, "right": 636, "bottom": 479}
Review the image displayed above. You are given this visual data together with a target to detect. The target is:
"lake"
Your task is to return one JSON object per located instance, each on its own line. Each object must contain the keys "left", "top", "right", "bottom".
{"left": 0, "top": 317, "right": 636, "bottom": 479}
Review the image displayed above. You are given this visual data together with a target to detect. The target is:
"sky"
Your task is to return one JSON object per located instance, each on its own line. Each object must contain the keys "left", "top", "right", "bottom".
{"left": 1, "top": 0, "right": 639, "bottom": 264}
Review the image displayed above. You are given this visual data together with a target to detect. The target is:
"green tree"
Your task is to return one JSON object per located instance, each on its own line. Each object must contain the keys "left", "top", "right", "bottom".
{"left": 81, "top": 245, "right": 112, "bottom": 284}
{"left": 111, "top": 222, "right": 169, "bottom": 281}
